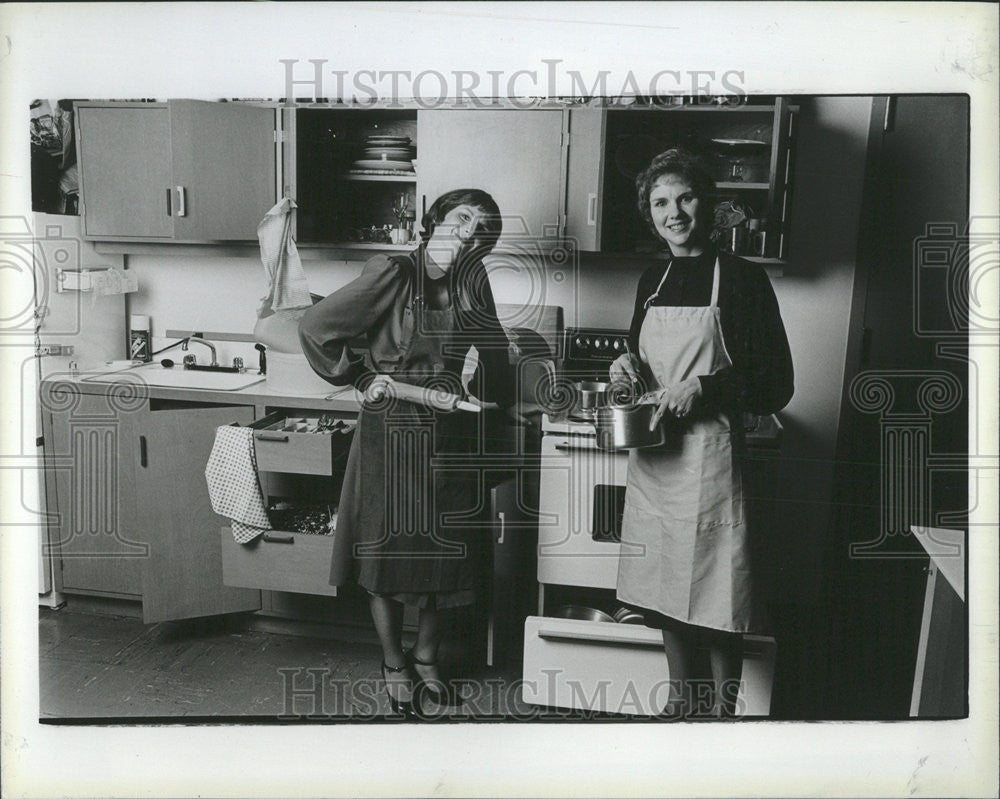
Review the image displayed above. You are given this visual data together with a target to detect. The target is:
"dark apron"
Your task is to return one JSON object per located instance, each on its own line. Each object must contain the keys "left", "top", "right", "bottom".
{"left": 329, "top": 278, "right": 485, "bottom": 600}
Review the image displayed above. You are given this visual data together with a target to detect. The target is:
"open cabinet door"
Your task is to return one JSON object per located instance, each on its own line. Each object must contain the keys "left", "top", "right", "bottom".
{"left": 169, "top": 100, "right": 278, "bottom": 241}
{"left": 136, "top": 402, "right": 262, "bottom": 623}
{"left": 416, "top": 109, "right": 565, "bottom": 247}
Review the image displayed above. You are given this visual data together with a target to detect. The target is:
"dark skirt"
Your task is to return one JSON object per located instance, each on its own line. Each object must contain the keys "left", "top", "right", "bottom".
{"left": 330, "top": 399, "right": 488, "bottom": 602}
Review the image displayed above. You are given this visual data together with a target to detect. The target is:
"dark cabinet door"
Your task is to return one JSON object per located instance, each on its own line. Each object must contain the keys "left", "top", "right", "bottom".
{"left": 133, "top": 402, "right": 261, "bottom": 623}
{"left": 827, "top": 95, "right": 970, "bottom": 718}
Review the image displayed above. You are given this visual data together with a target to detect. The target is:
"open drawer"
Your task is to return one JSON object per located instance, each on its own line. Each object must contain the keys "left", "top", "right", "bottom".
{"left": 251, "top": 410, "right": 355, "bottom": 476}
{"left": 521, "top": 615, "right": 775, "bottom": 716}
{"left": 219, "top": 527, "right": 338, "bottom": 596}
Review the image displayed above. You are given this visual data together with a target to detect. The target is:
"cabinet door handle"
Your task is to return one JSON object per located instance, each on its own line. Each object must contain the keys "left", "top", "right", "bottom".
{"left": 139, "top": 435, "right": 148, "bottom": 468}
{"left": 166, "top": 188, "right": 173, "bottom": 216}
{"left": 262, "top": 533, "right": 294, "bottom": 544}
{"left": 255, "top": 432, "right": 289, "bottom": 442}
{"left": 176, "top": 186, "right": 187, "bottom": 217}
{"left": 587, "top": 193, "right": 598, "bottom": 226}
{"left": 496, "top": 511, "right": 505, "bottom": 545}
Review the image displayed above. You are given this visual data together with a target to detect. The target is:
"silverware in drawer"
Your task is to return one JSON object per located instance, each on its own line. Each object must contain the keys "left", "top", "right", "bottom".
{"left": 219, "top": 527, "right": 338, "bottom": 597}
{"left": 251, "top": 411, "right": 355, "bottom": 475}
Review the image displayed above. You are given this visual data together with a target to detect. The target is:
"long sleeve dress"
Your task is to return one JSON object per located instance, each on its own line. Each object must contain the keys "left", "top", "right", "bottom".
{"left": 299, "top": 247, "right": 515, "bottom": 608}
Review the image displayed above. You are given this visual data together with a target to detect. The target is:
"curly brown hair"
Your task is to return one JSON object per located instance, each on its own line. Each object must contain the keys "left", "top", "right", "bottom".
{"left": 419, "top": 188, "right": 503, "bottom": 254}
{"left": 635, "top": 148, "right": 716, "bottom": 236}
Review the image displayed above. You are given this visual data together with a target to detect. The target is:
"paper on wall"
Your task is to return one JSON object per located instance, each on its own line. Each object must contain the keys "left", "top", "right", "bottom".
{"left": 88, "top": 268, "right": 138, "bottom": 297}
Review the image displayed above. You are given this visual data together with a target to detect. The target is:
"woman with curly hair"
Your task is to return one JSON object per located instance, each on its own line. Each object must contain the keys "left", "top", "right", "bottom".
{"left": 610, "top": 149, "right": 794, "bottom": 718}
{"left": 300, "top": 189, "right": 514, "bottom": 717}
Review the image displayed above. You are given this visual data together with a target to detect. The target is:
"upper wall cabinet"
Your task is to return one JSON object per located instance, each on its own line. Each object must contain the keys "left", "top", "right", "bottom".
{"left": 75, "top": 101, "right": 278, "bottom": 242}
{"left": 290, "top": 106, "right": 566, "bottom": 254}
{"left": 416, "top": 109, "right": 566, "bottom": 249}
{"left": 565, "top": 98, "right": 796, "bottom": 262}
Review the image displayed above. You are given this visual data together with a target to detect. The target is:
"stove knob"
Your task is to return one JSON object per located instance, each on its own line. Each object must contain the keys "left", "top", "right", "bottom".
{"left": 612, "top": 339, "right": 621, "bottom": 351}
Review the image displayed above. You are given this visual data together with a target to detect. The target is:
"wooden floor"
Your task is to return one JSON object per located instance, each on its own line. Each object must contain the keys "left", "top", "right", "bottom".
{"left": 38, "top": 605, "right": 556, "bottom": 722}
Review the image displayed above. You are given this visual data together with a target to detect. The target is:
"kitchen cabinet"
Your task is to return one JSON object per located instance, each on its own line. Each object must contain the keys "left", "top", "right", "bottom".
{"left": 415, "top": 109, "right": 566, "bottom": 249}
{"left": 75, "top": 101, "right": 278, "bottom": 242}
{"left": 42, "top": 384, "right": 261, "bottom": 622}
{"left": 133, "top": 399, "right": 261, "bottom": 623}
{"left": 43, "top": 389, "right": 144, "bottom": 597}
{"left": 290, "top": 106, "right": 566, "bottom": 253}
{"left": 565, "top": 98, "right": 796, "bottom": 261}
{"left": 291, "top": 108, "right": 418, "bottom": 247}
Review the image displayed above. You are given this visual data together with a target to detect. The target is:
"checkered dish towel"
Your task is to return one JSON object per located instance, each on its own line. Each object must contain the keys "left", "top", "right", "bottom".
{"left": 205, "top": 424, "right": 270, "bottom": 543}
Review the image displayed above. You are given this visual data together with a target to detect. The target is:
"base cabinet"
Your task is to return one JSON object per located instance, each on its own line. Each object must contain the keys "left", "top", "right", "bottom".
{"left": 43, "top": 389, "right": 144, "bottom": 596}
{"left": 43, "top": 385, "right": 262, "bottom": 622}
{"left": 522, "top": 616, "right": 776, "bottom": 717}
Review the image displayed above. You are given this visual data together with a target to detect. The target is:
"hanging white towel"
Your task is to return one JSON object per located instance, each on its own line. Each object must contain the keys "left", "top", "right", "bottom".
{"left": 255, "top": 198, "right": 313, "bottom": 353}
{"left": 205, "top": 424, "right": 270, "bottom": 543}
{"left": 257, "top": 197, "right": 311, "bottom": 316}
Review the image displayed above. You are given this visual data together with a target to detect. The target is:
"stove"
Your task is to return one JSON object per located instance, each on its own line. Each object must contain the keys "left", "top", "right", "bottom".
{"left": 559, "top": 326, "right": 632, "bottom": 387}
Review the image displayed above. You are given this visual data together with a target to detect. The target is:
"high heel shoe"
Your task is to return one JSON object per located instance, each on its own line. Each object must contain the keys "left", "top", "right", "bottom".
{"left": 406, "top": 650, "right": 463, "bottom": 708}
{"left": 381, "top": 660, "right": 415, "bottom": 718}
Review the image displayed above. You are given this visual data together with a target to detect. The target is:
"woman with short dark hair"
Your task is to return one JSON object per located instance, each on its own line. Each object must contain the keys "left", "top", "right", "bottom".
{"left": 611, "top": 148, "right": 794, "bottom": 718}
{"left": 300, "top": 189, "right": 514, "bottom": 717}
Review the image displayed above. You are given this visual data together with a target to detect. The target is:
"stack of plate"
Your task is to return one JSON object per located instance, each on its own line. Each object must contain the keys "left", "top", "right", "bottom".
{"left": 352, "top": 134, "right": 416, "bottom": 171}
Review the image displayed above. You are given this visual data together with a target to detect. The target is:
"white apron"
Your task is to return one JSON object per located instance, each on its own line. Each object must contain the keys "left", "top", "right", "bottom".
{"left": 616, "top": 257, "right": 755, "bottom": 633}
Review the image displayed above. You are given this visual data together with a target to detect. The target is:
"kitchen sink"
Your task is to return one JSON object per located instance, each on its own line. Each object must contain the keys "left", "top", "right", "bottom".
{"left": 83, "top": 363, "right": 265, "bottom": 391}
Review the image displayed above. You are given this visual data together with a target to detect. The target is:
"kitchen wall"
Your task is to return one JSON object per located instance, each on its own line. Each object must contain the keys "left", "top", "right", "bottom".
{"left": 127, "top": 96, "right": 874, "bottom": 601}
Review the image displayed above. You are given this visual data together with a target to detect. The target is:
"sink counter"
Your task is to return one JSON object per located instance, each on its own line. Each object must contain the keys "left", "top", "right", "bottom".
{"left": 41, "top": 371, "right": 364, "bottom": 413}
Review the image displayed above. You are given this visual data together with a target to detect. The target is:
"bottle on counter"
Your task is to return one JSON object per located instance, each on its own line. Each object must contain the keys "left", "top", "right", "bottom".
{"left": 129, "top": 314, "right": 151, "bottom": 362}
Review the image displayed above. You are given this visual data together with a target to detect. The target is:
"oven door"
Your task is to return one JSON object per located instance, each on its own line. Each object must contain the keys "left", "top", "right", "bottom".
{"left": 537, "top": 433, "right": 632, "bottom": 589}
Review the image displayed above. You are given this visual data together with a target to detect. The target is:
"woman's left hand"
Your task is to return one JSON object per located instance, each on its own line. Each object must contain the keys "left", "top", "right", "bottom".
{"left": 649, "top": 377, "right": 703, "bottom": 429}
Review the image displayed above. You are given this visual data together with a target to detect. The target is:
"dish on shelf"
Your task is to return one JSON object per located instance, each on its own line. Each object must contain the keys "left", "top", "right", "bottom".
{"left": 363, "top": 147, "right": 415, "bottom": 160}
{"left": 351, "top": 159, "right": 416, "bottom": 171}
{"left": 711, "top": 138, "right": 768, "bottom": 147}
{"left": 364, "top": 135, "right": 411, "bottom": 145}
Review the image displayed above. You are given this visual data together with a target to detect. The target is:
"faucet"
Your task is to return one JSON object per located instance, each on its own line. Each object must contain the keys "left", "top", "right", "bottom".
{"left": 181, "top": 336, "right": 218, "bottom": 366}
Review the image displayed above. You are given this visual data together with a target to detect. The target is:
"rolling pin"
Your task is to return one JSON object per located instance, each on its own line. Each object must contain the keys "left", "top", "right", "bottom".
{"left": 374, "top": 379, "right": 482, "bottom": 413}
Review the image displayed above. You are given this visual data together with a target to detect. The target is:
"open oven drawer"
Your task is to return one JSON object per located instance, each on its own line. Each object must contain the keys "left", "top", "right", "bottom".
{"left": 220, "top": 527, "right": 338, "bottom": 596}
{"left": 250, "top": 411, "right": 355, "bottom": 476}
{"left": 521, "top": 615, "right": 775, "bottom": 716}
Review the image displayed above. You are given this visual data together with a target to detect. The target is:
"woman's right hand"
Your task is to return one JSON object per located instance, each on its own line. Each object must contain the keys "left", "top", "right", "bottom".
{"left": 609, "top": 353, "right": 640, "bottom": 384}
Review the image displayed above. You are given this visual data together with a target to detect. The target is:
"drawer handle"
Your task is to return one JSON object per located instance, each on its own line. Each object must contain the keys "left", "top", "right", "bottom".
{"left": 537, "top": 627, "right": 662, "bottom": 648}
{"left": 256, "top": 432, "right": 289, "bottom": 442}
{"left": 553, "top": 441, "right": 597, "bottom": 452}
{"left": 262, "top": 533, "right": 294, "bottom": 544}
{"left": 139, "top": 435, "right": 148, "bottom": 468}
